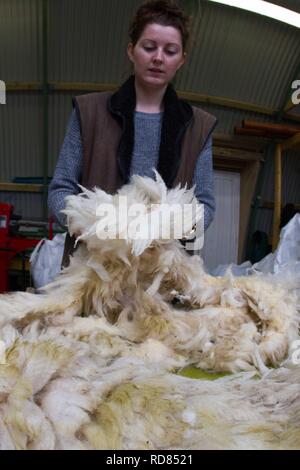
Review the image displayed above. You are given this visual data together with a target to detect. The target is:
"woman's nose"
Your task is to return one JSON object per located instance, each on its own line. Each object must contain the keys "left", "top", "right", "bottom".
{"left": 153, "top": 49, "right": 163, "bottom": 63}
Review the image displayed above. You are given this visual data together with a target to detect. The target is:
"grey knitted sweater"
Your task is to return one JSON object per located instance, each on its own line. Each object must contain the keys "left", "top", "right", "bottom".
{"left": 48, "top": 109, "right": 215, "bottom": 229}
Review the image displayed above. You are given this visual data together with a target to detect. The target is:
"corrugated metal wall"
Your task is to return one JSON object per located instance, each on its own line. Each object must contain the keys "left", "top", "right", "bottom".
{"left": 48, "top": 0, "right": 138, "bottom": 83}
{"left": 175, "top": 0, "right": 300, "bottom": 110}
{"left": 0, "top": 0, "right": 43, "bottom": 218}
{"left": 0, "top": 191, "right": 44, "bottom": 219}
{"left": 0, "top": 0, "right": 299, "bottom": 241}
{"left": 0, "top": 0, "right": 42, "bottom": 81}
{"left": 0, "top": 93, "right": 43, "bottom": 181}
{"left": 271, "top": 0, "right": 300, "bottom": 14}
{"left": 255, "top": 146, "right": 300, "bottom": 235}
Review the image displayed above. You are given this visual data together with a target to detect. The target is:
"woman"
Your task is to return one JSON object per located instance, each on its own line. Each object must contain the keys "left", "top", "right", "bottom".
{"left": 48, "top": 0, "right": 217, "bottom": 263}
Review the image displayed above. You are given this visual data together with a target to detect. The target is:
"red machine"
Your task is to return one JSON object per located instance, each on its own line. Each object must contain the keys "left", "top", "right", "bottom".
{"left": 0, "top": 203, "right": 40, "bottom": 293}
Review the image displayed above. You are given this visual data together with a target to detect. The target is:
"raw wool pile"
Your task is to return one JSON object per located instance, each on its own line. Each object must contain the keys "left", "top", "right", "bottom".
{"left": 0, "top": 172, "right": 299, "bottom": 450}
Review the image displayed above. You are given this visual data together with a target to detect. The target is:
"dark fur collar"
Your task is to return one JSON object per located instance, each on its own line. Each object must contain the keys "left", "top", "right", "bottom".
{"left": 108, "top": 75, "right": 193, "bottom": 188}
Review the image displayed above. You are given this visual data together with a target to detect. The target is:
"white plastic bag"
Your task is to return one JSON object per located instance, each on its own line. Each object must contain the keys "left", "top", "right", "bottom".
{"left": 209, "top": 214, "right": 300, "bottom": 279}
{"left": 252, "top": 214, "right": 300, "bottom": 274}
{"left": 30, "top": 233, "right": 66, "bottom": 288}
{"left": 209, "top": 261, "right": 252, "bottom": 277}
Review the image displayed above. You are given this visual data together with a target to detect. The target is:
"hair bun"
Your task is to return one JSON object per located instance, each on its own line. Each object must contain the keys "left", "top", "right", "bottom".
{"left": 129, "top": 0, "right": 190, "bottom": 52}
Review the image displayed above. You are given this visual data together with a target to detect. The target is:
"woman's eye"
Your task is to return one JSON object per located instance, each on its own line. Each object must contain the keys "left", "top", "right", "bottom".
{"left": 143, "top": 46, "right": 177, "bottom": 55}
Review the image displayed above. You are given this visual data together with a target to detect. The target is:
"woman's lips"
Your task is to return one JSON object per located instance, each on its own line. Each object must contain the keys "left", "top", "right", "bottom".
{"left": 148, "top": 69, "right": 164, "bottom": 73}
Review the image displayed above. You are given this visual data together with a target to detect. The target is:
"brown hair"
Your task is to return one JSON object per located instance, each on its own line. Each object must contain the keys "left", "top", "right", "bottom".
{"left": 128, "top": 0, "right": 191, "bottom": 52}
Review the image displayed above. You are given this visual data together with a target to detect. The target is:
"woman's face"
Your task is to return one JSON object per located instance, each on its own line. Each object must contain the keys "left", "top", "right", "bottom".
{"left": 127, "top": 23, "right": 186, "bottom": 89}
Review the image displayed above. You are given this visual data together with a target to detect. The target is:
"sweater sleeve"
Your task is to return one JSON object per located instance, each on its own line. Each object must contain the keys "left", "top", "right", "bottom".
{"left": 48, "top": 109, "right": 83, "bottom": 228}
{"left": 192, "top": 136, "right": 215, "bottom": 231}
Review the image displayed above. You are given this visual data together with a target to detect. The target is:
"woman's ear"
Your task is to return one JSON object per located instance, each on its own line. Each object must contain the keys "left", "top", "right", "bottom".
{"left": 127, "top": 43, "right": 134, "bottom": 63}
{"left": 177, "top": 52, "right": 187, "bottom": 71}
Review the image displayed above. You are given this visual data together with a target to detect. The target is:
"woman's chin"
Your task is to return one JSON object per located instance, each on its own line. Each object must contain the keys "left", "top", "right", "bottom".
{"left": 139, "top": 75, "right": 168, "bottom": 88}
